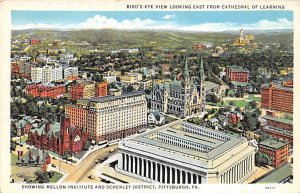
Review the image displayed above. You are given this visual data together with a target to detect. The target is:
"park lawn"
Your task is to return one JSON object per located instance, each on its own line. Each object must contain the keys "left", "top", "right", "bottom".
{"left": 49, "top": 171, "right": 63, "bottom": 183}
{"left": 11, "top": 153, "right": 18, "bottom": 165}
{"left": 225, "top": 100, "right": 249, "bottom": 108}
{"left": 247, "top": 94, "right": 261, "bottom": 102}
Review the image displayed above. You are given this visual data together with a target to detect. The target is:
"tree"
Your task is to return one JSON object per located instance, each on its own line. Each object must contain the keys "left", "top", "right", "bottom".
{"left": 35, "top": 171, "right": 50, "bottom": 183}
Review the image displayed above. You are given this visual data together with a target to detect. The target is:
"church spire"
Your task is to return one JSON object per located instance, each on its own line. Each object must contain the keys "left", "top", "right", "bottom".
{"left": 184, "top": 57, "right": 189, "bottom": 78}
{"left": 199, "top": 56, "right": 205, "bottom": 80}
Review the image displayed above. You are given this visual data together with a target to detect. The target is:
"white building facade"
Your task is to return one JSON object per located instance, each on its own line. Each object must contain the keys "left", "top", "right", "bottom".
{"left": 116, "top": 122, "right": 255, "bottom": 184}
{"left": 31, "top": 65, "right": 63, "bottom": 84}
{"left": 64, "top": 66, "right": 78, "bottom": 78}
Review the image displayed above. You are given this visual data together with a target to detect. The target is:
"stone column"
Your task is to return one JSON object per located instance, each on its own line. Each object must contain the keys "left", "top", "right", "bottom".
{"left": 146, "top": 160, "right": 149, "bottom": 178}
{"left": 155, "top": 162, "right": 159, "bottom": 182}
{"left": 133, "top": 156, "right": 136, "bottom": 174}
{"left": 128, "top": 155, "right": 132, "bottom": 173}
{"left": 160, "top": 164, "right": 163, "bottom": 183}
{"left": 165, "top": 166, "right": 168, "bottom": 183}
{"left": 174, "top": 169, "right": 178, "bottom": 184}
{"left": 123, "top": 154, "right": 127, "bottom": 171}
{"left": 137, "top": 157, "right": 140, "bottom": 175}
{"left": 149, "top": 161, "right": 153, "bottom": 180}
{"left": 185, "top": 172, "right": 189, "bottom": 184}
{"left": 141, "top": 159, "right": 145, "bottom": 177}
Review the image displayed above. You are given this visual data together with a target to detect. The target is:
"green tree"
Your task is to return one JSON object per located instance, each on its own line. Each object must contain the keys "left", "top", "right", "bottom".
{"left": 34, "top": 171, "right": 50, "bottom": 183}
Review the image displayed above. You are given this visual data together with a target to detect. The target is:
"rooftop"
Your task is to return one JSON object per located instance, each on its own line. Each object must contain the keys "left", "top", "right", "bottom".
{"left": 227, "top": 66, "right": 249, "bottom": 73}
{"left": 128, "top": 122, "right": 244, "bottom": 160}
{"left": 262, "top": 115, "right": 293, "bottom": 125}
{"left": 230, "top": 81, "right": 250, "bottom": 87}
{"left": 259, "top": 138, "right": 288, "bottom": 150}
{"left": 251, "top": 163, "right": 292, "bottom": 184}
{"left": 90, "top": 91, "right": 145, "bottom": 103}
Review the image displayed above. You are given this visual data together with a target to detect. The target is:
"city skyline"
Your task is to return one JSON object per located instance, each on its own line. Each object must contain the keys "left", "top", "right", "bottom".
{"left": 12, "top": 11, "right": 293, "bottom": 31}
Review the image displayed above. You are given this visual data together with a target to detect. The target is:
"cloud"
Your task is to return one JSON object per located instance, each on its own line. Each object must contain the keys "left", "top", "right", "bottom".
{"left": 12, "top": 15, "right": 293, "bottom": 32}
{"left": 163, "top": 14, "right": 176, "bottom": 20}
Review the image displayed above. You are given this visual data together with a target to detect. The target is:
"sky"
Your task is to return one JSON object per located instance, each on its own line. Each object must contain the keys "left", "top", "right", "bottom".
{"left": 11, "top": 11, "right": 293, "bottom": 31}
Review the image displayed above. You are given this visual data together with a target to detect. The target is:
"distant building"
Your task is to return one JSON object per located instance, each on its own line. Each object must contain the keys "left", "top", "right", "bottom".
{"left": 120, "top": 72, "right": 143, "bottom": 84}
{"left": 30, "top": 39, "right": 40, "bottom": 45}
{"left": 225, "top": 66, "right": 249, "bottom": 83}
{"left": 228, "top": 111, "right": 242, "bottom": 125}
{"left": 192, "top": 42, "right": 207, "bottom": 51}
{"left": 261, "top": 115, "right": 293, "bottom": 146}
{"left": 137, "top": 80, "right": 152, "bottom": 90}
{"left": 16, "top": 149, "right": 51, "bottom": 170}
{"left": 148, "top": 110, "right": 165, "bottom": 125}
{"left": 65, "top": 91, "right": 147, "bottom": 141}
{"left": 68, "top": 82, "right": 96, "bottom": 100}
{"left": 63, "top": 66, "right": 78, "bottom": 79}
{"left": 31, "top": 65, "right": 63, "bottom": 84}
{"left": 261, "top": 80, "right": 293, "bottom": 114}
{"left": 103, "top": 73, "right": 117, "bottom": 84}
{"left": 233, "top": 28, "right": 254, "bottom": 46}
{"left": 109, "top": 88, "right": 122, "bottom": 96}
{"left": 26, "top": 84, "right": 66, "bottom": 99}
{"left": 259, "top": 138, "right": 289, "bottom": 168}
{"left": 27, "top": 116, "right": 89, "bottom": 156}
{"left": 96, "top": 82, "right": 108, "bottom": 97}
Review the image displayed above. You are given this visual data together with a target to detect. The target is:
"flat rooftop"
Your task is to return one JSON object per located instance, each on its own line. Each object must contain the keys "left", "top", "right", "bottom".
{"left": 90, "top": 91, "right": 145, "bottom": 102}
{"left": 262, "top": 115, "right": 293, "bottom": 125}
{"left": 259, "top": 138, "right": 288, "bottom": 150}
{"left": 129, "top": 122, "right": 244, "bottom": 160}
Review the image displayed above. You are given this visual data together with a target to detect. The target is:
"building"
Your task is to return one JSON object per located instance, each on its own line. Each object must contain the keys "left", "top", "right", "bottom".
{"left": 68, "top": 82, "right": 96, "bottom": 100}
{"left": 27, "top": 117, "right": 89, "bottom": 156}
{"left": 251, "top": 163, "right": 293, "bottom": 184}
{"left": 261, "top": 80, "right": 293, "bottom": 114}
{"left": 31, "top": 65, "right": 63, "bottom": 84}
{"left": 148, "top": 110, "right": 165, "bottom": 125}
{"left": 96, "top": 82, "right": 108, "bottom": 97}
{"left": 116, "top": 122, "right": 255, "bottom": 183}
{"left": 258, "top": 138, "right": 289, "bottom": 168}
{"left": 228, "top": 111, "right": 242, "bottom": 125}
{"left": 233, "top": 28, "right": 254, "bottom": 46}
{"left": 65, "top": 91, "right": 147, "bottom": 141}
{"left": 103, "top": 72, "right": 117, "bottom": 84}
{"left": 25, "top": 84, "right": 66, "bottom": 99}
{"left": 16, "top": 149, "right": 51, "bottom": 170}
{"left": 261, "top": 115, "right": 293, "bottom": 146}
{"left": 109, "top": 88, "right": 122, "bottom": 96}
{"left": 30, "top": 39, "right": 40, "bottom": 45}
{"left": 137, "top": 80, "right": 152, "bottom": 90}
{"left": 151, "top": 58, "right": 206, "bottom": 118}
{"left": 192, "top": 42, "right": 207, "bottom": 51}
{"left": 225, "top": 66, "right": 249, "bottom": 83}
{"left": 120, "top": 72, "right": 143, "bottom": 84}
{"left": 63, "top": 66, "right": 78, "bottom": 79}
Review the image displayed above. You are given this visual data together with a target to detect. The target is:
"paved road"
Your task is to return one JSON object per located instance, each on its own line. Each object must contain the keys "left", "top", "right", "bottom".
{"left": 63, "top": 144, "right": 117, "bottom": 183}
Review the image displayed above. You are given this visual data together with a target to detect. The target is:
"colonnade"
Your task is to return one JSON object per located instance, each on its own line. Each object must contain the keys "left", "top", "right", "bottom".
{"left": 119, "top": 153, "right": 204, "bottom": 184}
{"left": 220, "top": 154, "right": 254, "bottom": 184}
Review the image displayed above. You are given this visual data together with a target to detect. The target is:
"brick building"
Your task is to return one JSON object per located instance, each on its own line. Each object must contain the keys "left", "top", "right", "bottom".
{"left": 261, "top": 80, "right": 293, "bottom": 114}
{"left": 96, "top": 82, "right": 108, "bottom": 97}
{"left": 262, "top": 115, "right": 293, "bottom": 146}
{"left": 68, "top": 82, "right": 95, "bottom": 100}
{"left": 26, "top": 84, "right": 66, "bottom": 99}
{"left": 27, "top": 117, "right": 89, "bottom": 156}
{"left": 228, "top": 111, "right": 241, "bottom": 125}
{"left": 30, "top": 39, "right": 40, "bottom": 45}
{"left": 11, "top": 62, "right": 31, "bottom": 79}
{"left": 225, "top": 66, "right": 249, "bottom": 83}
{"left": 259, "top": 138, "right": 289, "bottom": 168}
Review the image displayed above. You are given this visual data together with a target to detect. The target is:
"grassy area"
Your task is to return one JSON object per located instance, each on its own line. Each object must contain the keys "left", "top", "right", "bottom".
{"left": 49, "top": 171, "right": 63, "bottom": 183}
{"left": 247, "top": 94, "right": 261, "bottom": 102}
{"left": 164, "top": 115, "right": 177, "bottom": 124}
{"left": 11, "top": 153, "right": 18, "bottom": 165}
{"left": 225, "top": 100, "right": 249, "bottom": 108}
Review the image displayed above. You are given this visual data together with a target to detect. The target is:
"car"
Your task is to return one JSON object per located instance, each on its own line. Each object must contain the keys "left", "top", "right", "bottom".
{"left": 52, "top": 157, "right": 56, "bottom": 160}
{"left": 52, "top": 164, "right": 56, "bottom": 168}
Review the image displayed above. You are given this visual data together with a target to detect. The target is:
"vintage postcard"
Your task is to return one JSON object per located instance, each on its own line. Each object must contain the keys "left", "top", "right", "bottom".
{"left": 0, "top": 0, "right": 299, "bottom": 193}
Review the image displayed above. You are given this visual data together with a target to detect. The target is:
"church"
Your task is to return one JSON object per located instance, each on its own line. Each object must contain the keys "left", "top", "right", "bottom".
{"left": 150, "top": 57, "right": 206, "bottom": 118}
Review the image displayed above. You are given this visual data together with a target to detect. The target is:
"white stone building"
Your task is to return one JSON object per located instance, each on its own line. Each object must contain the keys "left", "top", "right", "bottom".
{"left": 116, "top": 122, "right": 256, "bottom": 184}
{"left": 64, "top": 66, "right": 78, "bottom": 78}
{"left": 31, "top": 65, "right": 63, "bottom": 84}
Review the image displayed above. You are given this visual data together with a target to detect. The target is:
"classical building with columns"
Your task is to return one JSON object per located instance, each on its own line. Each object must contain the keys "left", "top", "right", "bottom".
{"left": 116, "top": 122, "right": 255, "bottom": 184}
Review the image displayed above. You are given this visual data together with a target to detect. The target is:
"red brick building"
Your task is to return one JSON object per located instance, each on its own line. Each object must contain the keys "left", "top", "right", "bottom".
{"left": 192, "top": 43, "right": 207, "bottom": 51}
{"left": 30, "top": 39, "right": 40, "bottom": 45}
{"left": 261, "top": 80, "right": 293, "bottom": 114}
{"left": 259, "top": 138, "right": 289, "bottom": 168}
{"left": 225, "top": 66, "right": 249, "bottom": 83}
{"left": 262, "top": 115, "right": 293, "bottom": 146}
{"left": 96, "top": 82, "right": 108, "bottom": 97}
{"left": 26, "top": 84, "right": 66, "bottom": 99}
{"left": 27, "top": 117, "right": 89, "bottom": 156}
{"left": 228, "top": 111, "right": 241, "bottom": 125}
